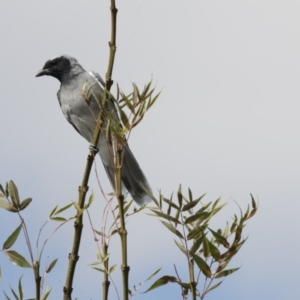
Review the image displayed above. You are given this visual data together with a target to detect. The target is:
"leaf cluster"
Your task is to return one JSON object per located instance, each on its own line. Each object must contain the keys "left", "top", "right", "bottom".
{"left": 146, "top": 186, "right": 258, "bottom": 298}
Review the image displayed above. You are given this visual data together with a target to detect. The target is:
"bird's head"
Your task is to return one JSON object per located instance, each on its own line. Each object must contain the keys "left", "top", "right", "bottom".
{"left": 36, "top": 55, "right": 82, "bottom": 82}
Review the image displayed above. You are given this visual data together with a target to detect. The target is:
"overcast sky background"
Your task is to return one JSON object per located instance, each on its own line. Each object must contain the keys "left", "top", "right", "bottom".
{"left": 0, "top": 0, "right": 299, "bottom": 299}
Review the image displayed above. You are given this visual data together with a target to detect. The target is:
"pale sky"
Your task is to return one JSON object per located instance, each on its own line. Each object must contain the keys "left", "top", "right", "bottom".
{"left": 1, "top": 0, "right": 300, "bottom": 299}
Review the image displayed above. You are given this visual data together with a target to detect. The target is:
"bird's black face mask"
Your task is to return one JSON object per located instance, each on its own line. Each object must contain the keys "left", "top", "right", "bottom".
{"left": 36, "top": 56, "right": 71, "bottom": 81}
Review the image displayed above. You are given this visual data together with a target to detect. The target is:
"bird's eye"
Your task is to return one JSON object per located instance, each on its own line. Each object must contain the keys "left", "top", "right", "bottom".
{"left": 52, "top": 60, "right": 57, "bottom": 66}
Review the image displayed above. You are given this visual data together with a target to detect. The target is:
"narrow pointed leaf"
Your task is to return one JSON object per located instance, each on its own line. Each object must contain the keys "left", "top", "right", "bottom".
{"left": 208, "top": 240, "right": 221, "bottom": 261}
{"left": 0, "top": 199, "right": 16, "bottom": 212}
{"left": 177, "top": 185, "right": 182, "bottom": 209}
{"left": 182, "top": 198, "right": 202, "bottom": 212}
{"left": 187, "top": 226, "right": 206, "bottom": 240}
{"left": 150, "top": 209, "right": 181, "bottom": 225}
{"left": 205, "top": 280, "right": 223, "bottom": 294}
{"left": 162, "top": 197, "right": 179, "bottom": 210}
{"left": 5, "top": 251, "right": 31, "bottom": 268}
{"left": 86, "top": 192, "right": 94, "bottom": 209}
{"left": 161, "top": 221, "right": 184, "bottom": 239}
{"left": 49, "top": 205, "right": 58, "bottom": 218}
{"left": 50, "top": 217, "right": 67, "bottom": 222}
{"left": 18, "top": 276, "right": 23, "bottom": 300}
{"left": 109, "top": 264, "right": 116, "bottom": 274}
{"left": 55, "top": 203, "right": 74, "bottom": 215}
{"left": 19, "top": 198, "right": 32, "bottom": 211}
{"left": 184, "top": 212, "right": 209, "bottom": 225}
{"left": 211, "top": 197, "right": 221, "bottom": 210}
{"left": 146, "top": 267, "right": 162, "bottom": 281}
{"left": 3, "top": 224, "right": 22, "bottom": 250}
{"left": 3, "top": 291, "right": 12, "bottom": 300}
{"left": 190, "top": 253, "right": 211, "bottom": 278}
{"left": 190, "top": 234, "right": 206, "bottom": 254}
{"left": 8, "top": 181, "right": 20, "bottom": 207}
{"left": 215, "top": 267, "right": 240, "bottom": 278}
{"left": 41, "top": 288, "right": 52, "bottom": 300}
{"left": 142, "top": 276, "right": 178, "bottom": 293}
{"left": 203, "top": 237, "right": 210, "bottom": 258}
{"left": 209, "top": 229, "right": 230, "bottom": 248}
{"left": 46, "top": 258, "right": 58, "bottom": 273}
{"left": 174, "top": 239, "right": 187, "bottom": 255}
{"left": 9, "top": 286, "right": 19, "bottom": 300}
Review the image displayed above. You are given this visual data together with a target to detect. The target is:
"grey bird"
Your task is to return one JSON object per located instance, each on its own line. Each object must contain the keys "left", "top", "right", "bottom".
{"left": 36, "top": 55, "right": 152, "bottom": 205}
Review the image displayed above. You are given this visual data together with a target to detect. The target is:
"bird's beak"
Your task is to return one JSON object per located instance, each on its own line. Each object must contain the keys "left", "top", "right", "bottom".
{"left": 35, "top": 69, "right": 50, "bottom": 77}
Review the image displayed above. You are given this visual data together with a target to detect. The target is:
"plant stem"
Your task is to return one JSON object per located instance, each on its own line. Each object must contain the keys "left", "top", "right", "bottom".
{"left": 63, "top": 153, "right": 96, "bottom": 300}
{"left": 33, "top": 260, "right": 41, "bottom": 300}
{"left": 189, "top": 259, "right": 197, "bottom": 300}
{"left": 102, "top": 243, "right": 110, "bottom": 300}
{"left": 115, "top": 146, "right": 129, "bottom": 300}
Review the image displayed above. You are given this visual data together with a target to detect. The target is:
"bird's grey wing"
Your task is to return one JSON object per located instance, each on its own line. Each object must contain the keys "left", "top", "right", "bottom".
{"left": 89, "top": 71, "right": 106, "bottom": 88}
{"left": 57, "top": 89, "right": 80, "bottom": 134}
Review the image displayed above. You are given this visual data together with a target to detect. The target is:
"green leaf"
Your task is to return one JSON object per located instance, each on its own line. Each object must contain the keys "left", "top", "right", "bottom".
{"left": 19, "top": 198, "right": 32, "bottom": 211}
{"left": 92, "top": 267, "right": 105, "bottom": 273}
{"left": 187, "top": 225, "right": 206, "bottom": 240}
{"left": 9, "top": 285, "right": 19, "bottom": 300}
{"left": 251, "top": 194, "right": 257, "bottom": 210}
{"left": 5, "top": 250, "right": 31, "bottom": 268}
{"left": 41, "top": 288, "right": 52, "bottom": 300}
{"left": 196, "top": 201, "right": 212, "bottom": 214}
{"left": 3, "top": 224, "right": 22, "bottom": 250}
{"left": 46, "top": 258, "right": 58, "bottom": 273}
{"left": 188, "top": 188, "right": 193, "bottom": 202}
{"left": 50, "top": 217, "right": 67, "bottom": 222}
{"left": 182, "top": 197, "right": 202, "bottom": 212}
{"left": 119, "top": 109, "right": 131, "bottom": 130}
{"left": 208, "top": 240, "right": 221, "bottom": 261}
{"left": 8, "top": 181, "right": 20, "bottom": 207}
{"left": 232, "top": 221, "right": 243, "bottom": 245}
{"left": 160, "top": 221, "right": 184, "bottom": 239}
{"left": 0, "top": 184, "right": 5, "bottom": 195}
{"left": 150, "top": 209, "right": 181, "bottom": 225}
{"left": 184, "top": 212, "right": 210, "bottom": 225}
{"left": 142, "top": 276, "right": 178, "bottom": 293}
{"left": 190, "top": 253, "right": 211, "bottom": 278}
{"left": 203, "top": 237, "right": 210, "bottom": 258}
{"left": 49, "top": 205, "right": 58, "bottom": 218}
{"left": 205, "top": 280, "right": 223, "bottom": 294}
{"left": 215, "top": 267, "right": 240, "bottom": 278}
{"left": 174, "top": 239, "right": 187, "bottom": 255}
{"left": 209, "top": 229, "right": 230, "bottom": 248}
{"left": 3, "top": 291, "right": 12, "bottom": 300}
{"left": 86, "top": 192, "right": 94, "bottom": 209}
{"left": 0, "top": 199, "right": 16, "bottom": 212}
{"left": 18, "top": 276, "right": 23, "bottom": 300}
{"left": 109, "top": 264, "right": 116, "bottom": 274}
{"left": 55, "top": 203, "right": 74, "bottom": 215}
{"left": 211, "top": 197, "right": 221, "bottom": 210}
{"left": 162, "top": 197, "right": 179, "bottom": 210}
{"left": 177, "top": 185, "right": 182, "bottom": 209}
{"left": 123, "top": 200, "right": 133, "bottom": 215}
{"left": 190, "top": 234, "right": 206, "bottom": 254}
{"left": 146, "top": 267, "right": 162, "bottom": 281}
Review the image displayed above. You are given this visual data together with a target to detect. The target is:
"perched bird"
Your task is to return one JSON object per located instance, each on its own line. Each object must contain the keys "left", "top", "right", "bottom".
{"left": 36, "top": 55, "right": 152, "bottom": 205}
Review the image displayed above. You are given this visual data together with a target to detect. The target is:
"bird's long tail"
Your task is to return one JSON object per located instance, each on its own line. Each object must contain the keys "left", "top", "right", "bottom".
{"left": 102, "top": 145, "right": 152, "bottom": 206}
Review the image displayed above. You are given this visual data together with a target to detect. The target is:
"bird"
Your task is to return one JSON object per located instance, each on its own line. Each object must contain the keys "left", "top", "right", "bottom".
{"left": 36, "top": 55, "right": 152, "bottom": 205}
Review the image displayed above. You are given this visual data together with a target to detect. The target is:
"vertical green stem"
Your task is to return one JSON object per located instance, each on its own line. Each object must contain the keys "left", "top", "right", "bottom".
{"left": 63, "top": 152, "right": 96, "bottom": 300}
{"left": 102, "top": 243, "right": 110, "bottom": 300}
{"left": 115, "top": 146, "right": 129, "bottom": 300}
{"left": 189, "top": 259, "right": 197, "bottom": 300}
{"left": 33, "top": 261, "right": 41, "bottom": 300}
